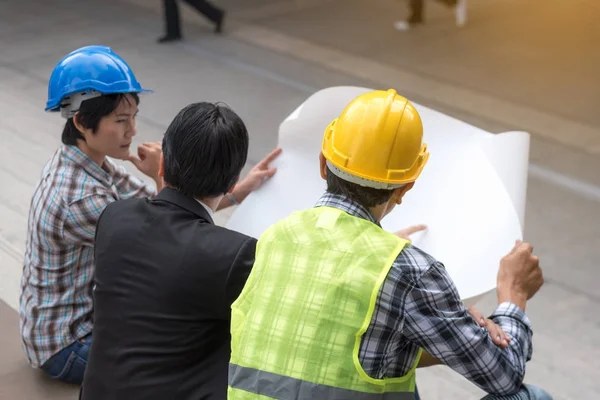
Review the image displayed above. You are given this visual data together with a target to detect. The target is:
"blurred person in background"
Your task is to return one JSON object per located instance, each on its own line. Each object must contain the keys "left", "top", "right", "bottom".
{"left": 158, "top": 0, "right": 225, "bottom": 43}
{"left": 395, "top": 0, "right": 467, "bottom": 31}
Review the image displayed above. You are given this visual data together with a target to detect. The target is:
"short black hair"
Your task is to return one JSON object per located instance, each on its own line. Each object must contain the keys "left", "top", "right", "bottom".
{"left": 326, "top": 166, "right": 394, "bottom": 208}
{"left": 162, "top": 102, "right": 249, "bottom": 199}
{"left": 61, "top": 93, "right": 139, "bottom": 145}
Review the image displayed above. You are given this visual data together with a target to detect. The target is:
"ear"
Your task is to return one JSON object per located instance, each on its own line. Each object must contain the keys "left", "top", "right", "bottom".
{"left": 319, "top": 152, "right": 327, "bottom": 180}
{"left": 158, "top": 153, "right": 165, "bottom": 178}
{"left": 227, "top": 176, "right": 240, "bottom": 194}
{"left": 72, "top": 112, "right": 91, "bottom": 137}
{"left": 391, "top": 182, "right": 415, "bottom": 205}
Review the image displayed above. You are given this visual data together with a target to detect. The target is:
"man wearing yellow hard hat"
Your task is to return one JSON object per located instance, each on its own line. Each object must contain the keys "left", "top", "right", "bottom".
{"left": 228, "top": 89, "right": 551, "bottom": 400}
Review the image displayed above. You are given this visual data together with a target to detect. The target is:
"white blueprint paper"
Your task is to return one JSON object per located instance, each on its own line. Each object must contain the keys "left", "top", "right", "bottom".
{"left": 226, "top": 86, "right": 530, "bottom": 306}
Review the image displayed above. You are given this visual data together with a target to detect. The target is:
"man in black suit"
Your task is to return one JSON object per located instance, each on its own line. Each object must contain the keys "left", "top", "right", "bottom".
{"left": 158, "top": 0, "right": 225, "bottom": 43}
{"left": 80, "top": 103, "right": 280, "bottom": 399}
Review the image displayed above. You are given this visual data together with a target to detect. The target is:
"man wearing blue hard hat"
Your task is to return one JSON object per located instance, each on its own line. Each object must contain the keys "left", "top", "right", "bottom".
{"left": 19, "top": 45, "right": 278, "bottom": 385}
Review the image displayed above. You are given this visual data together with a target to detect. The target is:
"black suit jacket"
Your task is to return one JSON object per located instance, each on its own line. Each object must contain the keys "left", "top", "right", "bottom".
{"left": 81, "top": 188, "right": 256, "bottom": 400}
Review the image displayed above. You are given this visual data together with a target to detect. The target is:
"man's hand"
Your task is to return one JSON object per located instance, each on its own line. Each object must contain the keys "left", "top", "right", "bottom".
{"left": 395, "top": 224, "right": 427, "bottom": 240}
{"left": 128, "top": 141, "right": 162, "bottom": 181}
{"left": 233, "top": 147, "right": 282, "bottom": 202}
{"left": 497, "top": 240, "right": 543, "bottom": 311}
{"left": 468, "top": 307, "right": 510, "bottom": 348}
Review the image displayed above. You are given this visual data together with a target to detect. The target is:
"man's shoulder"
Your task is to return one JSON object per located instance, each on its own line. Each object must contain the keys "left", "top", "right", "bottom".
{"left": 38, "top": 149, "right": 111, "bottom": 203}
{"left": 101, "top": 195, "right": 146, "bottom": 216}
{"left": 400, "top": 243, "right": 438, "bottom": 264}
{"left": 181, "top": 224, "right": 256, "bottom": 276}
{"left": 102, "top": 197, "right": 255, "bottom": 247}
{"left": 390, "top": 243, "right": 441, "bottom": 283}
{"left": 206, "top": 224, "right": 257, "bottom": 249}
{"left": 29, "top": 152, "right": 88, "bottom": 213}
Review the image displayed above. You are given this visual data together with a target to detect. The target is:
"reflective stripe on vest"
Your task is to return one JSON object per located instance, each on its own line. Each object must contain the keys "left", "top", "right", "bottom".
{"left": 229, "top": 364, "right": 415, "bottom": 400}
{"left": 229, "top": 206, "right": 420, "bottom": 399}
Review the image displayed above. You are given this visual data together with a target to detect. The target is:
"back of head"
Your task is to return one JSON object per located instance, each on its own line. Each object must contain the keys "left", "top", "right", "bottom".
{"left": 321, "top": 89, "right": 429, "bottom": 208}
{"left": 162, "top": 102, "right": 249, "bottom": 199}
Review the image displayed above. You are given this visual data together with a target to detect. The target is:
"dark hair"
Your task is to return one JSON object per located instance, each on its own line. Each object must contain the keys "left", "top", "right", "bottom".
{"left": 162, "top": 102, "right": 249, "bottom": 199}
{"left": 61, "top": 93, "right": 140, "bottom": 145}
{"left": 326, "top": 166, "right": 394, "bottom": 208}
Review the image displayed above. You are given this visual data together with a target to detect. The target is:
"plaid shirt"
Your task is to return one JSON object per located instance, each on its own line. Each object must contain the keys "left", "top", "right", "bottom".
{"left": 19, "top": 145, "right": 155, "bottom": 368}
{"left": 316, "top": 193, "right": 533, "bottom": 395}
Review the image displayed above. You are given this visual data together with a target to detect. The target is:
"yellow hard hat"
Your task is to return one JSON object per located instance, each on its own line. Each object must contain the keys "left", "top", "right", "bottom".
{"left": 322, "top": 89, "right": 429, "bottom": 189}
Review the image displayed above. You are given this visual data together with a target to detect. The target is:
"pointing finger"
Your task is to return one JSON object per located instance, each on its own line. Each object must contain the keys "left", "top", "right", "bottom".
{"left": 258, "top": 147, "right": 282, "bottom": 167}
{"left": 256, "top": 167, "right": 277, "bottom": 179}
{"left": 401, "top": 224, "right": 428, "bottom": 236}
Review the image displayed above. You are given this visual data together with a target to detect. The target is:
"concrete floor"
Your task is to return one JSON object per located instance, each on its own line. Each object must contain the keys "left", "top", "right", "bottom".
{"left": 0, "top": 0, "right": 599, "bottom": 399}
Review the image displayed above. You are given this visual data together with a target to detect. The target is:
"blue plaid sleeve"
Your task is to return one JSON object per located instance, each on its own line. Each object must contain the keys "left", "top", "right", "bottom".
{"left": 112, "top": 164, "right": 155, "bottom": 199}
{"left": 62, "top": 194, "right": 113, "bottom": 246}
{"left": 490, "top": 302, "right": 533, "bottom": 362}
{"left": 403, "top": 262, "right": 533, "bottom": 396}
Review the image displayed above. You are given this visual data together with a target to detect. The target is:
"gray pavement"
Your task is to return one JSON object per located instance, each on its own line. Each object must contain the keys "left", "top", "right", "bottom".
{"left": 258, "top": 0, "right": 600, "bottom": 128}
{"left": 128, "top": 0, "right": 600, "bottom": 156}
{"left": 0, "top": 0, "right": 599, "bottom": 399}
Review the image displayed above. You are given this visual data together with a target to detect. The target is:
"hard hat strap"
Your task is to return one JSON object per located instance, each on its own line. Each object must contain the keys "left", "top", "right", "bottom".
{"left": 326, "top": 161, "right": 406, "bottom": 190}
{"left": 60, "top": 90, "right": 103, "bottom": 119}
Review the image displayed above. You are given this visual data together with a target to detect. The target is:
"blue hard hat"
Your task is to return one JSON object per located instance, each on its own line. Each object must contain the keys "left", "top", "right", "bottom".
{"left": 45, "top": 45, "right": 152, "bottom": 112}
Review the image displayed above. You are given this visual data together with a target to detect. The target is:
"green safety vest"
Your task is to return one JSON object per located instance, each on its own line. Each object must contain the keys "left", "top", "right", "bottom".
{"left": 229, "top": 206, "right": 421, "bottom": 399}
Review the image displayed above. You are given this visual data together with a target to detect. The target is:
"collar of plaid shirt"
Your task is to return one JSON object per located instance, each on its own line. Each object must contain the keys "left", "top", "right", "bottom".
{"left": 62, "top": 144, "right": 119, "bottom": 187}
{"left": 315, "top": 192, "right": 380, "bottom": 225}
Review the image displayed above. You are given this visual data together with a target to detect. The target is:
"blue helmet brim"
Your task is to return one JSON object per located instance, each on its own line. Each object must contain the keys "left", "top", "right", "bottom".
{"left": 45, "top": 87, "right": 154, "bottom": 112}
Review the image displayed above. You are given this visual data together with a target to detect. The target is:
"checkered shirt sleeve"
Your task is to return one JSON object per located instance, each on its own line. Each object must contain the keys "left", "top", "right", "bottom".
{"left": 400, "top": 260, "right": 532, "bottom": 395}
{"left": 109, "top": 161, "right": 156, "bottom": 200}
{"left": 317, "top": 192, "right": 534, "bottom": 396}
{"left": 62, "top": 164, "right": 154, "bottom": 245}
{"left": 62, "top": 194, "right": 114, "bottom": 245}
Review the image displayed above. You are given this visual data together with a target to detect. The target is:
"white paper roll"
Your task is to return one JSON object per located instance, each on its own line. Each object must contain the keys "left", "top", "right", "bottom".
{"left": 227, "top": 86, "right": 529, "bottom": 306}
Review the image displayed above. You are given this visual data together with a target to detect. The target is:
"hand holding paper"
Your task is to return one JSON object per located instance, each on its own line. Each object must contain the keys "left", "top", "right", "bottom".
{"left": 497, "top": 241, "right": 544, "bottom": 311}
{"left": 233, "top": 147, "right": 282, "bottom": 202}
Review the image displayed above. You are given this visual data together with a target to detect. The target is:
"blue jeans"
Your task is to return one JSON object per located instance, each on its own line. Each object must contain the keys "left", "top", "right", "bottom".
{"left": 40, "top": 334, "right": 92, "bottom": 384}
{"left": 481, "top": 385, "right": 552, "bottom": 400}
{"left": 416, "top": 384, "right": 552, "bottom": 400}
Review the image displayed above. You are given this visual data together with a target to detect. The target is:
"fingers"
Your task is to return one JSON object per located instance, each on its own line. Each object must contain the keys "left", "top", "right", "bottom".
{"left": 140, "top": 140, "right": 161, "bottom": 146}
{"left": 484, "top": 319, "right": 510, "bottom": 348}
{"left": 509, "top": 240, "right": 533, "bottom": 256}
{"left": 255, "top": 167, "right": 277, "bottom": 179}
{"left": 518, "top": 242, "right": 533, "bottom": 253}
{"left": 468, "top": 307, "right": 486, "bottom": 327}
{"left": 137, "top": 142, "right": 162, "bottom": 160}
{"left": 401, "top": 224, "right": 427, "bottom": 236}
{"left": 469, "top": 307, "right": 510, "bottom": 348}
{"left": 127, "top": 153, "right": 142, "bottom": 168}
{"left": 395, "top": 224, "right": 427, "bottom": 239}
{"left": 509, "top": 239, "right": 522, "bottom": 254}
{"left": 258, "top": 147, "right": 282, "bottom": 167}
{"left": 139, "top": 142, "right": 162, "bottom": 151}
